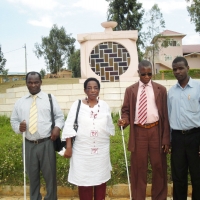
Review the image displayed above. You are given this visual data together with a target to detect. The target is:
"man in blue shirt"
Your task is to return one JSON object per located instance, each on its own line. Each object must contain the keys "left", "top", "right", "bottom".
{"left": 168, "top": 57, "right": 200, "bottom": 200}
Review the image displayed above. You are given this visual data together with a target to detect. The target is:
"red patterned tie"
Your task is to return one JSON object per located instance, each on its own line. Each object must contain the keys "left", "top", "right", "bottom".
{"left": 138, "top": 84, "right": 147, "bottom": 125}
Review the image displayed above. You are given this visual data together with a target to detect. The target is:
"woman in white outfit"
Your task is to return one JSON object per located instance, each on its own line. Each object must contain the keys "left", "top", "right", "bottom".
{"left": 62, "top": 77, "right": 115, "bottom": 200}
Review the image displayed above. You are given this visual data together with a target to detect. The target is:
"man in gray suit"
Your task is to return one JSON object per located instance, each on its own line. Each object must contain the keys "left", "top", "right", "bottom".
{"left": 11, "top": 71, "right": 64, "bottom": 200}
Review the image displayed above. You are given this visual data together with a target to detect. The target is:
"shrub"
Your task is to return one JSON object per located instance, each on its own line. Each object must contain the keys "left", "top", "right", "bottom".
{"left": 158, "top": 69, "right": 200, "bottom": 80}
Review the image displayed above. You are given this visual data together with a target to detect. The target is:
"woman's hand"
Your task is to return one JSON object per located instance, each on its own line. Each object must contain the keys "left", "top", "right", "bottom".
{"left": 64, "top": 147, "right": 72, "bottom": 158}
{"left": 199, "top": 146, "right": 200, "bottom": 157}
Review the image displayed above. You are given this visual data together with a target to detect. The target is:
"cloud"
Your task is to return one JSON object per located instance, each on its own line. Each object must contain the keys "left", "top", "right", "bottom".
{"left": 139, "top": 0, "right": 187, "bottom": 13}
{"left": 183, "top": 33, "right": 200, "bottom": 45}
{"left": 7, "top": 0, "right": 58, "bottom": 10}
{"left": 28, "top": 16, "right": 53, "bottom": 28}
{"left": 72, "top": 0, "right": 109, "bottom": 14}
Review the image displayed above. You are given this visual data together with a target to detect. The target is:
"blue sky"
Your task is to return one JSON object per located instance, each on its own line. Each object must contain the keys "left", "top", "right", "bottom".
{"left": 0, "top": 0, "right": 199, "bottom": 73}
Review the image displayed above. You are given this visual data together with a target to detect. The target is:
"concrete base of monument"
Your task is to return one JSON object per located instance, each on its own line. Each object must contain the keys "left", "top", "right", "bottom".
{"left": 78, "top": 77, "right": 139, "bottom": 84}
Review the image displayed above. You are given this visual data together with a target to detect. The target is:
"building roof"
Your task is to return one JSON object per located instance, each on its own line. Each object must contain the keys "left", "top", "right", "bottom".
{"left": 0, "top": 72, "right": 26, "bottom": 76}
{"left": 184, "top": 52, "right": 200, "bottom": 57}
{"left": 160, "top": 30, "right": 186, "bottom": 37}
{"left": 182, "top": 44, "right": 200, "bottom": 54}
{"left": 151, "top": 30, "right": 186, "bottom": 44}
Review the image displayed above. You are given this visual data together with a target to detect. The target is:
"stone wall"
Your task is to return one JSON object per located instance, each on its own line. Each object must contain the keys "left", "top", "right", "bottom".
{"left": 0, "top": 80, "right": 178, "bottom": 117}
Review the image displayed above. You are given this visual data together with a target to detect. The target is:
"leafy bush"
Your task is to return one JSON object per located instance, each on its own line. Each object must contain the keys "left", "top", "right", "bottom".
{"left": 159, "top": 70, "right": 173, "bottom": 74}
{"left": 157, "top": 69, "right": 200, "bottom": 80}
{"left": 0, "top": 116, "right": 25, "bottom": 185}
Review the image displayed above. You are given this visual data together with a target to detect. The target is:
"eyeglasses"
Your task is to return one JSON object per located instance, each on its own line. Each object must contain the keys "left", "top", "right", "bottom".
{"left": 140, "top": 73, "right": 152, "bottom": 77}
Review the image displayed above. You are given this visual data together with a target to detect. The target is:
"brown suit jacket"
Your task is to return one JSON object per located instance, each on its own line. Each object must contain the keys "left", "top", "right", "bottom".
{"left": 121, "top": 81, "right": 170, "bottom": 152}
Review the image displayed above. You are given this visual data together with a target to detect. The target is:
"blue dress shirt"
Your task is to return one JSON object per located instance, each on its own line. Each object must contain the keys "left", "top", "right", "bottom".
{"left": 167, "top": 78, "right": 200, "bottom": 130}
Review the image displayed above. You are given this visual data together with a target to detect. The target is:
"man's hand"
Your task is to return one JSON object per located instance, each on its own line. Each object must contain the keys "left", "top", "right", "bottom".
{"left": 199, "top": 146, "right": 200, "bottom": 157}
{"left": 51, "top": 126, "right": 60, "bottom": 141}
{"left": 19, "top": 120, "right": 26, "bottom": 132}
{"left": 117, "top": 119, "right": 126, "bottom": 127}
{"left": 64, "top": 147, "right": 72, "bottom": 158}
{"left": 162, "top": 144, "right": 170, "bottom": 153}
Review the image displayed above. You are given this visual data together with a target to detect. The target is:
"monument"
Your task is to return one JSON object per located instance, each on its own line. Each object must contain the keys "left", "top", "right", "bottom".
{"left": 77, "top": 21, "right": 139, "bottom": 82}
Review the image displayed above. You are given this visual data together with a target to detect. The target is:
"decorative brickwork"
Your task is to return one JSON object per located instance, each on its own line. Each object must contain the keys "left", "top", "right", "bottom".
{"left": 89, "top": 42, "right": 131, "bottom": 82}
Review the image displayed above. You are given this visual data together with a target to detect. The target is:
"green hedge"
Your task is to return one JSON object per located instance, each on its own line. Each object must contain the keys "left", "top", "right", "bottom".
{"left": 0, "top": 115, "right": 172, "bottom": 186}
{"left": 160, "top": 69, "right": 200, "bottom": 74}
{"left": 155, "top": 69, "right": 200, "bottom": 80}
{"left": 159, "top": 70, "right": 173, "bottom": 74}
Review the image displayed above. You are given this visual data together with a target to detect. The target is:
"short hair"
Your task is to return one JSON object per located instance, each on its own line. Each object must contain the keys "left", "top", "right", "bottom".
{"left": 84, "top": 77, "right": 100, "bottom": 89}
{"left": 138, "top": 60, "right": 152, "bottom": 69}
{"left": 26, "top": 71, "right": 41, "bottom": 82}
{"left": 172, "top": 56, "right": 188, "bottom": 67}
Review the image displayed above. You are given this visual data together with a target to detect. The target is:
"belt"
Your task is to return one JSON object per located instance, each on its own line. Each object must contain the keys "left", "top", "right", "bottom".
{"left": 136, "top": 121, "right": 159, "bottom": 129}
{"left": 25, "top": 136, "right": 51, "bottom": 144}
{"left": 173, "top": 127, "right": 200, "bottom": 135}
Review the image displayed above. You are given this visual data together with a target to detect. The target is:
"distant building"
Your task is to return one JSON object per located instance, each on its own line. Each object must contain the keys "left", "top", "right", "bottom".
{"left": 0, "top": 69, "right": 73, "bottom": 83}
{"left": 0, "top": 72, "right": 26, "bottom": 83}
{"left": 45, "top": 69, "right": 72, "bottom": 78}
{"left": 144, "top": 30, "right": 200, "bottom": 73}
{"left": 183, "top": 45, "right": 200, "bottom": 69}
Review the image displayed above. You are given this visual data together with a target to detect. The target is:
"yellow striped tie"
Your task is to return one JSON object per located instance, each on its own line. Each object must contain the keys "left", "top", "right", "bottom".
{"left": 29, "top": 95, "right": 38, "bottom": 134}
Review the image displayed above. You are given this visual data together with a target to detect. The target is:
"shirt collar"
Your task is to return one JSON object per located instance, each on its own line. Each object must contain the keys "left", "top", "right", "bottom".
{"left": 176, "top": 77, "right": 193, "bottom": 88}
{"left": 26, "top": 91, "right": 43, "bottom": 99}
{"left": 139, "top": 80, "right": 152, "bottom": 87}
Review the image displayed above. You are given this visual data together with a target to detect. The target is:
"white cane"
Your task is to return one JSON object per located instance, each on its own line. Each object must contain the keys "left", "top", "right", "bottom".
{"left": 23, "top": 131, "right": 26, "bottom": 200}
{"left": 119, "top": 110, "right": 132, "bottom": 200}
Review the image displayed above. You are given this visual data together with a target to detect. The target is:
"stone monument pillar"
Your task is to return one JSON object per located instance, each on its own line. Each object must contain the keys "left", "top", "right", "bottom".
{"left": 77, "top": 21, "right": 139, "bottom": 82}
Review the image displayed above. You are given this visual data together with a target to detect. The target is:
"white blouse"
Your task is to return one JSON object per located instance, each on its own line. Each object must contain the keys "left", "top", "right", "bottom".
{"left": 62, "top": 99, "right": 115, "bottom": 186}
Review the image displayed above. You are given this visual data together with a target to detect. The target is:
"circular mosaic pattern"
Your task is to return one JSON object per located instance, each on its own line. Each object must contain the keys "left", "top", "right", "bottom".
{"left": 89, "top": 42, "right": 130, "bottom": 82}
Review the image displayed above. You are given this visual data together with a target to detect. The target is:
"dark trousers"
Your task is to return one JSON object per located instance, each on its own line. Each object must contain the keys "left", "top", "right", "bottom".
{"left": 130, "top": 125, "right": 167, "bottom": 200}
{"left": 78, "top": 182, "right": 106, "bottom": 200}
{"left": 171, "top": 129, "right": 200, "bottom": 200}
{"left": 25, "top": 139, "right": 57, "bottom": 200}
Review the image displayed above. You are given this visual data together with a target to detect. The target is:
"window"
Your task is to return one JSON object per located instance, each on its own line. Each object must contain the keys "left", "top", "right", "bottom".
{"left": 162, "top": 40, "right": 179, "bottom": 47}
{"left": 3, "top": 78, "right": 9, "bottom": 82}
{"left": 165, "top": 55, "right": 172, "bottom": 61}
{"left": 12, "top": 77, "right": 19, "bottom": 81}
{"left": 162, "top": 41, "right": 168, "bottom": 47}
{"left": 171, "top": 41, "right": 177, "bottom": 46}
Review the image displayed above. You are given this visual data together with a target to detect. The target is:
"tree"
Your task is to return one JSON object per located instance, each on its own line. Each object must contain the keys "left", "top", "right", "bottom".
{"left": 106, "top": 0, "right": 145, "bottom": 61}
{"left": 40, "top": 68, "right": 46, "bottom": 79}
{"left": 143, "top": 4, "right": 166, "bottom": 76}
{"left": 0, "top": 45, "right": 7, "bottom": 73}
{"left": 34, "top": 24, "right": 76, "bottom": 74}
{"left": 2, "top": 68, "right": 9, "bottom": 81}
{"left": 186, "top": 0, "right": 200, "bottom": 34}
{"left": 68, "top": 49, "right": 80, "bottom": 77}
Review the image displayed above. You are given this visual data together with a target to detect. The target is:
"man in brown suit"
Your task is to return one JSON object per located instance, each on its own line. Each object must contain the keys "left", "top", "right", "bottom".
{"left": 118, "top": 60, "right": 170, "bottom": 200}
